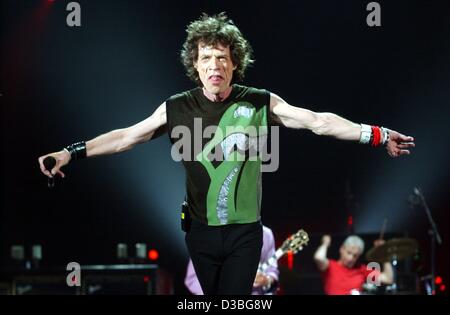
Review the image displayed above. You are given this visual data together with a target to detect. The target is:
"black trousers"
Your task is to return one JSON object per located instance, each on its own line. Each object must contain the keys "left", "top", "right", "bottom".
{"left": 185, "top": 218, "right": 263, "bottom": 295}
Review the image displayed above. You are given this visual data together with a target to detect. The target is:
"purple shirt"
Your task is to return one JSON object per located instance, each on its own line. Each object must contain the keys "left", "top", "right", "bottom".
{"left": 184, "top": 225, "right": 279, "bottom": 295}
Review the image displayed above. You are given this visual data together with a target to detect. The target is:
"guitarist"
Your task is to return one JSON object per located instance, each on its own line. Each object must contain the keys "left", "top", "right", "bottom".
{"left": 185, "top": 225, "right": 279, "bottom": 295}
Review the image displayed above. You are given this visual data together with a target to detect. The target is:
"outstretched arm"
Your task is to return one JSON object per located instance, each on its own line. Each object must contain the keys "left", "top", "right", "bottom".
{"left": 38, "top": 102, "right": 167, "bottom": 178}
{"left": 269, "top": 93, "right": 415, "bottom": 157}
{"left": 85, "top": 102, "right": 167, "bottom": 157}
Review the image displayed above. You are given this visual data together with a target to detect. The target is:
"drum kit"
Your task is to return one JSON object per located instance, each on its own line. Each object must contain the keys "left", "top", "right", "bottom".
{"left": 355, "top": 188, "right": 440, "bottom": 295}
{"left": 362, "top": 237, "right": 419, "bottom": 295}
{"left": 366, "top": 238, "right": 419, "bottom": 263}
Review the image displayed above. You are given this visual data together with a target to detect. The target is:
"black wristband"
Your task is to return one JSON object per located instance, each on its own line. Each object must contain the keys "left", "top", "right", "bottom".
{"left": 65, "top": 141, "right": 87, "bottom": 160}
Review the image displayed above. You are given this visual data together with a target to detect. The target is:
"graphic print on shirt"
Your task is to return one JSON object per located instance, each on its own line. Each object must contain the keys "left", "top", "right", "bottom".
{"left": 195, "top": 102, "right": 268, "bottom": 225}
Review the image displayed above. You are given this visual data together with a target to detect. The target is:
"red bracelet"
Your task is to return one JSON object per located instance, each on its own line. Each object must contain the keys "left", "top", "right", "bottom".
{"left": 371, "top": 126, "right": 381, "bottom": 147}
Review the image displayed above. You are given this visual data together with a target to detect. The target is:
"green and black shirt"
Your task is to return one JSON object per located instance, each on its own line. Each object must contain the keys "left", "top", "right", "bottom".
{"left": 166, "top": 84, "right": 271, "bottom": 226}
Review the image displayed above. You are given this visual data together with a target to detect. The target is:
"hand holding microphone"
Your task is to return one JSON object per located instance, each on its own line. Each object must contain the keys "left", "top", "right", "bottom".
{"left": 38, "top": 150, "right": 71, "bottom": 188}
{"left": 43, "top": 156, "right": 56, "bottom": 188}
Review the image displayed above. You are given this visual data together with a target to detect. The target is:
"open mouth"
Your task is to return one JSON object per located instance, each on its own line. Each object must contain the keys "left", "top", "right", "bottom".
{"left": 208, "top": 75, "right": 224, "bottom": 84}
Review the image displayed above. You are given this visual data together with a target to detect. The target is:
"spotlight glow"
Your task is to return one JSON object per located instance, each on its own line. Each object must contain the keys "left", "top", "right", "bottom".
{"left": 148, "top": 249, "right": 159, "bottom": 261}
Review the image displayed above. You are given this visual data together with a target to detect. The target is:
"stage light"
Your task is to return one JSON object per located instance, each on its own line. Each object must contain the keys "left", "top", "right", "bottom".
{"left": 148, "top": 249, "right": 159, "bottom": 261}
{"left": 135, "top": 243, "right": 147, "bottom": 259}
{"left": 116, "top": 243, "right": 128, "bottom": 259}
{"left": 287, "top": 251, "right": 294, "bottom": 270}
{"left": 31, "top": 245, "right": 42, "bottom": 269}
{"left": 11, "top": 245, "right": 25, "bottom": 261}
{"left": 440, "top": 285, "right": 446, "bottom": 292}
{"left": 347, "top": 215, "right": 353, "bottom": 227}
{"left": 435, "top": 276, "right": 443, "bottom": 285}
{"left": 32, "top": 245, "right": 42, "bottom": 260}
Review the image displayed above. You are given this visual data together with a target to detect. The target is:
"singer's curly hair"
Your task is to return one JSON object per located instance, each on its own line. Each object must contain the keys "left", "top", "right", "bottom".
{"left": 181, "top": 12, "right": 254, "bottom": 85}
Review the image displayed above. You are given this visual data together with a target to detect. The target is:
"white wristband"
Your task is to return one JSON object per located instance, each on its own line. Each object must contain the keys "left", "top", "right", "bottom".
{"left": 359, "top": 124, "right": 372, "bottom": 144}
{"left": 381, "top": 127, "right": 390, "bottom": 145}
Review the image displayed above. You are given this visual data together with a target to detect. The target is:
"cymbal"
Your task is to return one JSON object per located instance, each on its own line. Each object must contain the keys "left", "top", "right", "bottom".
{"left": 366, "top": 238, "right": 418, "bottom": 263}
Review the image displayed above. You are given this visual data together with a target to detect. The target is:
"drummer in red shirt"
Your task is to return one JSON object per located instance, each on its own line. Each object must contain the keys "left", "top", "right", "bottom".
{"left": 314, "top": 235, "right": 393, "bottom": 295}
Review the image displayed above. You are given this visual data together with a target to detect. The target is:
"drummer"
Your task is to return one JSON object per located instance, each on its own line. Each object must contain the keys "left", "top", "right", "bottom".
{"left": 314, "top": 235, "right": 393, "bottom": 295}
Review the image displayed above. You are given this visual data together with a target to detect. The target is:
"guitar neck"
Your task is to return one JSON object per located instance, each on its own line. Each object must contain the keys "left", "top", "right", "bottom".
{"left": 258, "top": 248, "right": 285, "bottom": 273}
{"left": 258, "top": 229, "right": 309, "bottom": 273}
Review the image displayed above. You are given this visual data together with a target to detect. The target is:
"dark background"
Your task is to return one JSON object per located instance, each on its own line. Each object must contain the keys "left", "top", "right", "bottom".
{"left": 1, "top": 0, "right": 449, "bottom": 294}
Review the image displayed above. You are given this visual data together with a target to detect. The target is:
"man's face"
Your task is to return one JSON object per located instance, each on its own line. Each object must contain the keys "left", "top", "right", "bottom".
{"left": 194, "top": 42, "right": 236, "bottom": 95}
{"left": 339, "top": 245, "right": 362, "bottom": 268}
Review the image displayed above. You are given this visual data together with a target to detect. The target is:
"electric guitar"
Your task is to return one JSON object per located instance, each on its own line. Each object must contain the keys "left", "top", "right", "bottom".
{"left": 258, "top": 229, "right": 309, "bottom": 273}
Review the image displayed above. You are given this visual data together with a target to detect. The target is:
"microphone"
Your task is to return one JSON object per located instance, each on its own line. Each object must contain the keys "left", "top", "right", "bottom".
{"left": 407, "top": 187, "right": 420, "bottom": 207}
{"left": 408, "top": 186, "right": 424, "bottom": 208}
{"left": 43, "top": 156, "right": 56, "bottom": 188}
{"left": 413, "top": 187, "right": 422, "bottom": 197}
